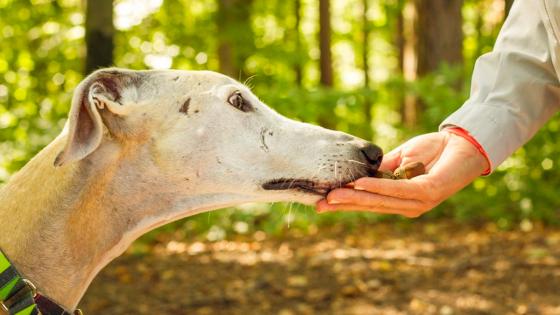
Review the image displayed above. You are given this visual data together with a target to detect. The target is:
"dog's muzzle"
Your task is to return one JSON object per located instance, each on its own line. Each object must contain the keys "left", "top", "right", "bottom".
{"left": 261, "top": 141, "right": 383, "bottom": 195}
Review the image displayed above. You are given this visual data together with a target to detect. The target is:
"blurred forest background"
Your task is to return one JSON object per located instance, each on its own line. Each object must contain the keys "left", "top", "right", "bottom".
{"left": 3, "top": 1, "right": 560, "bottom": 314}
{"left": 1, "top": 0, "right": 556, "bottom": 237}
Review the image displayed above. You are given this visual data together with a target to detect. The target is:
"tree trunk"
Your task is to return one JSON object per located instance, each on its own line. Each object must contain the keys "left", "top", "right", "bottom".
{"left": 217, "top": 38, "right": 236, "bottom": 78}
{"left": 474, "top": 1, "right": 484, "bottom": 59}
{"left": 319, "top": 0, "right": 333, "bottom": 86}
{"left": 294, "top": 0, "right": 303, "bottom": 86}
{"left": 362, "top": 0, "right": 372, "bottom": 139}
{"left": 415, "top": 0, "right": 463, "bottom": 77}
{"left": 395, "top": 1, "right": 405, "bottom": 78}
{"left": 409, "top": 0, "right": 462, "bottom": 127}
{"left": 395, "top": 0, "right": 407, "bottom": 126}
{"left": 217, "top": 0, "right": 254, "bottom": 79}
{"left": 85, "top": 0, "right": 114, "bottom": 75}
{"left": 362, "top": 0, "right": 370, "bottom": 89}
{"left": 400, "top": 0, "right": 419, "bottom": 127}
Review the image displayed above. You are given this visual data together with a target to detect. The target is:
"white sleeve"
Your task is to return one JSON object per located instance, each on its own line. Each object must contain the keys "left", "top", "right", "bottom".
{"left": 440, "top": 0, "right": 560, "bottom": 172}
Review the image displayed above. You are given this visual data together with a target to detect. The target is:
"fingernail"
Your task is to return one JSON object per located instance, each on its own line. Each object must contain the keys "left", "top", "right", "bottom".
{"left": 327, "top": 199, "right": 341, "bottom": 204}
{"left": 354, "top": 186, "right": 365, "bottom": 191}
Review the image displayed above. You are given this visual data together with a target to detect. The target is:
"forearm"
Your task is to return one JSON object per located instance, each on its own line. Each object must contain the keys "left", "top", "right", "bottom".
{"left": 441, "top": 0, "right": 560, "bottom": 172}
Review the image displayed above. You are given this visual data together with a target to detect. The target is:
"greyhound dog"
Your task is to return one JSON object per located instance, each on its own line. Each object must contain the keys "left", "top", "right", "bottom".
{"left": 0, "top": 68, "right": 382, "bottom": 314}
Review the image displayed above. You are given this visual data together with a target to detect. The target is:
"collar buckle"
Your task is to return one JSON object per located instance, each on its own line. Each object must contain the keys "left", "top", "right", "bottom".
{"left": 1, "top": 301, "right": 8, "bottom": 313}
{"left": 23, "top": 278, "right": 38, "bottom": 297}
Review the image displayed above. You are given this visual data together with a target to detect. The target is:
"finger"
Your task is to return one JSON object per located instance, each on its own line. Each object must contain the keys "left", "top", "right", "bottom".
{"left": 379, "top": 148, "right": 402, "bottom": 172}
{"left": 325, "top": 188, "right": 424, "bottom": 210}
{"left": 352, "top": 177, "right": 431, "bottom": 201}
{"left": 316, "top": 199, "right": 423, "bottom": 218}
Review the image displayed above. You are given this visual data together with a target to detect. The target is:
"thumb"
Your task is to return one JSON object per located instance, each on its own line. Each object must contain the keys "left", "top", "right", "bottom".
{"left": 379, "top": 147, "right": 402, "bottom": 172}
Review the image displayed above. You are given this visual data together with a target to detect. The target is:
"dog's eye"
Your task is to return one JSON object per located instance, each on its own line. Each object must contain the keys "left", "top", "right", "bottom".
{"left": 227, "top": 91, "right": 252, "bottom": 112}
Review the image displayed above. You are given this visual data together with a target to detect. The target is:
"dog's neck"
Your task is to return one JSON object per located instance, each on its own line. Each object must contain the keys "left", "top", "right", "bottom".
{"left": 0, "top": 136, "right": 160, "bottom": 310}
{"left": 0, "top": 135, "right": 251, "bottom": 311}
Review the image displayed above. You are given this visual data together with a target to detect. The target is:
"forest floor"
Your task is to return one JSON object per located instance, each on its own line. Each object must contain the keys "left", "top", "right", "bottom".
{"left": 80, "top": 220, "right": 560, "bottom": 315}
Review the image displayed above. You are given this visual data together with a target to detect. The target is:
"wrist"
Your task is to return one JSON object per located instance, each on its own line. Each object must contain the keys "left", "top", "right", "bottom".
{"left": 444, "top": 127, "right": 491, "bottom": 175}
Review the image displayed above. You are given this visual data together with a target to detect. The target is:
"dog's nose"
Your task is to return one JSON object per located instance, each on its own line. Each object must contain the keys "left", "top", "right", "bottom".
{"left": 360, "top": 143, "right": 383, "bottom": 169}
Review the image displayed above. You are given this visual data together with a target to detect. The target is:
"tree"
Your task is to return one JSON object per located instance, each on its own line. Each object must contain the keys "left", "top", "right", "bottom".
{"left": 415, "top": 0, "right": 463, "bottom": 77}
{"left": 396, "top": 0, "right": 419, "bottom": 127}
{"left": 85, "top": 0, "right": 114, "bottom": 75}
{"left": 394, "top": 0, "right": 406, "bottom": 123}
{"left": 362, "top": 0, "right": 370, "bottom": 89}
{"left": 362, "top": 0, "right": 372, "bottom": 139}
{"left": 404, "top": 0, "right": 463, "bottom": 126}
{"left": 294, "top": 0, "right": 303, "bottom": 86}
{"left": 395, "top": 0, "right": 406, "bottom": 78}
{"left": 319, "top": 0, "right": 333, "bottom": 86}
{"left": 217, "top": 0, "right": 254, "bottom": 79}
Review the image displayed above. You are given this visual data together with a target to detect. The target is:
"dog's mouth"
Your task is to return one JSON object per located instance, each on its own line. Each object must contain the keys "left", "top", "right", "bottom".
{"left": 262, "top": 178, "right": 353, "bottom": 196}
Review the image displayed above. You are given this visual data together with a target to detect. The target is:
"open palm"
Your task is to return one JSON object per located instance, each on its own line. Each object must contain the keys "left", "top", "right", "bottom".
{"left": 316, "top": 131, "right": 489, "bottom": 217}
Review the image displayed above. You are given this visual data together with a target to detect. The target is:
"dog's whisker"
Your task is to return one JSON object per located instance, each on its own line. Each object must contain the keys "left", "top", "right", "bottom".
{"left": 310, "top": 165, "right": 327, "bottom": 182}
{"left": 243, "top": 74, "right": 258, "bottom": 88}
{"left": 287, "top": 178, "right": 299, "bottom": 191}
{"left": 287, "top": 201, "right": 294, "bottom": 229}
{"left": 347, "top": 166, "right": 357, "bottom": 184}
{"left": 346, "top": 159, "right": 368, "bottom": 166}
{"left": 336, "top": 160, "right": 346, "bottom": 189}
{"left": 334, "top": 161, "right": 338, "bottom": 186}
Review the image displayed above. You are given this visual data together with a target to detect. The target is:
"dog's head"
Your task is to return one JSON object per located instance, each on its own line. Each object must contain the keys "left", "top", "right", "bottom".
{"left": 55, "top": 68, "right": 382, "bottom": 206}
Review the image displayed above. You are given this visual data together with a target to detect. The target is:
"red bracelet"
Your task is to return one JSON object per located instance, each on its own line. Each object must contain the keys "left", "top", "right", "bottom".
{"left": 445, "top": 127, "right": 491, "bottom": 175}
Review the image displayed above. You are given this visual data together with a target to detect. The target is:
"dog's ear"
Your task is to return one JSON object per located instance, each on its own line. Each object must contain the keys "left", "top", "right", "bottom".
{"left": 54, "top": 69, "right": 137, "bottom": 167}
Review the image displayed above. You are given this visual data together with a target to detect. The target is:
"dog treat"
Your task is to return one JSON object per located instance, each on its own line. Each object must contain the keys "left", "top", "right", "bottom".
{"left": 374, "top": 162, "right": 426, "bottom": 180}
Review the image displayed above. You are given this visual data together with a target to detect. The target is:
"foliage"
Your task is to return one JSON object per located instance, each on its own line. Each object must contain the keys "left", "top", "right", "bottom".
{"left": 1, "top": 0, "right": 559, "bottom": 243}
{"left": 0, "top": 0, "right": 83, "bottom": 180}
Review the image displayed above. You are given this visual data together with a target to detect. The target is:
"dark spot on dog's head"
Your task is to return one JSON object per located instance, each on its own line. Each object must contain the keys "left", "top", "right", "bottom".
{"left": 179, "top": 98, "right": 191, "bottom": 115}
{"left": 173, "top": 76, "right": 180, "bottom": 81}
{"left": 194, "top": 109, "right": 199, "bottom": 114}
{"left": 260, "top": 128, "right": 270, "bottom": 153}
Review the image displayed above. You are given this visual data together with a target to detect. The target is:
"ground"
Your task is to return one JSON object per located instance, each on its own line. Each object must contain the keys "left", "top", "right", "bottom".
{"left": 80, "top": 221, "right": 560, "bottom": 315}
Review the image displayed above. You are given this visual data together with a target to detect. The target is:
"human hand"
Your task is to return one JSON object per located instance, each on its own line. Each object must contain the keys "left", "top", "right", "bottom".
{"left": 316, "top": 131, "right": 490, "bottom": 217}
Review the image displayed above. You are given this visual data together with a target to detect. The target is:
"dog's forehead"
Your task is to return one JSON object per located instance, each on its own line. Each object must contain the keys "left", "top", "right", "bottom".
{"left": 113, "top": 69, "right": 254, "bottom": 112}
{"left": 144, "top": 70, "right": 238, "bottom": 88}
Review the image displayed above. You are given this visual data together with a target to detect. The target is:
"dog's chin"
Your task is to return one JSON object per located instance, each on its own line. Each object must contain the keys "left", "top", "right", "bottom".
{"left": 261, "top": 178, "right": 353, "bottom": 197}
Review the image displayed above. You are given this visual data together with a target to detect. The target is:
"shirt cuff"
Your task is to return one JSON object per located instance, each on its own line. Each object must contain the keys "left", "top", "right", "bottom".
{"left": 439, "top": 102, "right": 531, "bottom": 173}
{"left": 443, "top": 127, "right": 492, "bottom": 175}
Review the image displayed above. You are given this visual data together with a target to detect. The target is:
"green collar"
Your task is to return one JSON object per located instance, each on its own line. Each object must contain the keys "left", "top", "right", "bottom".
{"left": 0, "top": 249, "right": 37, "bottom": 315}
{"left": 0, "top": 249, "right": 82, "bottom": 315}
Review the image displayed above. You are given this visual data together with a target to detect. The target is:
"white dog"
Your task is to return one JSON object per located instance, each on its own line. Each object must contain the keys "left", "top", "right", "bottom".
{"left": 0, "top": 68, "right": 382, "bottom": 314}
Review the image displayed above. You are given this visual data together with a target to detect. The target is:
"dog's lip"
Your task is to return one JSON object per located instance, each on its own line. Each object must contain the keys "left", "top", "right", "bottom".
{"left": 262, "top": 178, "right": 352, "bottom": 196}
